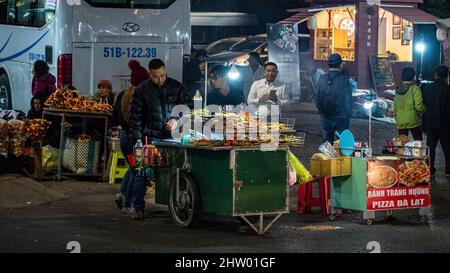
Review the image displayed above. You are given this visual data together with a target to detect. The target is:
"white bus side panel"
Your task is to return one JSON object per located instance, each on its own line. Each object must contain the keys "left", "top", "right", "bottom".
{"left": 73, "top": 42, "right": 183, "bottom": 95}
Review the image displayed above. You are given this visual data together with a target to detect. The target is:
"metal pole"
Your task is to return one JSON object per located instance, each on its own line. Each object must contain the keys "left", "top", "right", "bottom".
{"left": 103, "top": 116, "right": 108, "bottom": 181}
{"left": 204, "top": 61, "right": 208, "bottom": 108}
{"left": 420, "top": 51, "right": 424, "bottom": 80}
{"left": 58, "top": 113, "right": 65, "bottom": 180}
{"left": 368, "top": 110, "right": 372, "bottom": 157}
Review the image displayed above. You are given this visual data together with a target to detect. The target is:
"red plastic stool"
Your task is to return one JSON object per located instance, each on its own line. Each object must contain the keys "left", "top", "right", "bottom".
{"left": 296, "top": 176, "right": 331, "bottom": 215}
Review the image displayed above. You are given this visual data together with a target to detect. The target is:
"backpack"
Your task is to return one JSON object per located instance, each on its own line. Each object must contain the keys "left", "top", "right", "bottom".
{"left": 317, "top": 74, "right": 338, "bottom": 116}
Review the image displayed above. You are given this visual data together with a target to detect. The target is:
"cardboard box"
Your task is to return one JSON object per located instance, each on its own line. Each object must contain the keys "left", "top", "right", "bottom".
{"left": 311, "top": 157, "right": 352, "bottom": 177}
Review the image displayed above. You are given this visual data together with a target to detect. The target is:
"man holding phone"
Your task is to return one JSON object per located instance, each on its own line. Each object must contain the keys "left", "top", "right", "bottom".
{"left": 247, "top": 62, "right": 289, "bottom": 106}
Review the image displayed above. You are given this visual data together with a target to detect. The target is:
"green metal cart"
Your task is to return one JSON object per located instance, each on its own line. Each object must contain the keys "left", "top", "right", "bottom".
{"left": 150, "top": 141, "right": 290, "bottom": 234}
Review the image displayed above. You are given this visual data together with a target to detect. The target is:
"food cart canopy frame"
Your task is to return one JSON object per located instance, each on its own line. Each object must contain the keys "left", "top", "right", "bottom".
{"left": 380, "top": 6, "right": 438, "bottom": 25}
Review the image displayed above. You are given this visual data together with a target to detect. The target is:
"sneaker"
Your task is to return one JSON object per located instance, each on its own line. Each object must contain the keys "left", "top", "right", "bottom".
{"left": 131, "top": 209, "right": 144, "bottom": 220}
{"left": 114, "top": 194, "right": 124, "bottom": 210}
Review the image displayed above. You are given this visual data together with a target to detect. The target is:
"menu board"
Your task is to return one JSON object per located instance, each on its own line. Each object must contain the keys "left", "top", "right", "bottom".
{"left": 366, "top": 157, "right": 431, "bottom": 211}
{"left": 369, "top": 55, "right": 395, "bottom": 93}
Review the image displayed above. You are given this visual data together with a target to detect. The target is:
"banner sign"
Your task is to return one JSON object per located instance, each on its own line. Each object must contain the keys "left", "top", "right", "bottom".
{"left": 266, "top": 24, "right": 300, "bottom": 101}
{"left": 366, "top": 158, "right": 431, "bottom": 211}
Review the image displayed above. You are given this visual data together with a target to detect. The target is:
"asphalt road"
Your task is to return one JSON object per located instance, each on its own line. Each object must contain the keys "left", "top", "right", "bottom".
{"left": 1, "top": 103, "right": 450, "bottom": 253}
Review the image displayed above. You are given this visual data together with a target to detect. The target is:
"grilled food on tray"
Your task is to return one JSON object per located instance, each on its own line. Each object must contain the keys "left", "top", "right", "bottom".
{"left": 399, "top": 160, "right": 430, "bottom": 186}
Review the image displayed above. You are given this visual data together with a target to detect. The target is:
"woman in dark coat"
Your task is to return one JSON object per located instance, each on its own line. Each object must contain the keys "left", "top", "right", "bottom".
{"left": 27, "top": 96, "right": 44, "bottom": 119}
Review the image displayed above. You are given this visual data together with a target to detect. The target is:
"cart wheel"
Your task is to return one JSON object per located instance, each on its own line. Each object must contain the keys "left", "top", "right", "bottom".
{"left": 366, "top": 219, "right": 374, "bottom": 226}
{"left": 329, "top": 214, "right": 337, "bottom": 221}
{"left": 168, "top": 171, "right": 200, "bottom": 228}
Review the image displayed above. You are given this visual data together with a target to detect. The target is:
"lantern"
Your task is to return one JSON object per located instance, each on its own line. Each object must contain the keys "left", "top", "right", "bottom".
{"left": 339, "top": 18, "right": 355, "bottom": 36}
{"left": 307, "top": 15, "right": 317, "bottom": 30}
{"left": 437, "top": 27, "right": 448, "bottom": 42}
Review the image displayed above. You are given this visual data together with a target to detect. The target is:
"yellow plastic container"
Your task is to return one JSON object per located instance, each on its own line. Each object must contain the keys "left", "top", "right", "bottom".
{"left": 310, "top": 157, "right": 352, "bottom": 177}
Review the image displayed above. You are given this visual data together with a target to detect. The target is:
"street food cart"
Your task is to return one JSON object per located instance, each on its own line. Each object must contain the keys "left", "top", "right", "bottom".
{"left": 151, "top": 141, "right": 291, "bottom": 235}
{"left": 311, "top": 131, "right": 431, "bottom": 225}
{"left": 328, "top": 148, "right": 430, "bottom": 225}
{"left": 137, "top": 112, "right": 303, "bottom": 234}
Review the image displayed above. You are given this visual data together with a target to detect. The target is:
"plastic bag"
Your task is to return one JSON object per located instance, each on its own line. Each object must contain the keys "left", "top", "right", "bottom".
{"left": 319, "top": 141, "right": 339, "bottom": 158}
{"left": 0, "top": 136, "right": 8, "bottom": 157}
{"left": 8, "top": 119, "right": 25, "bottom": 138}
{"left": 288, "top": 150, "right": 313, "bottom": 184}
{"left": 42, "top": 145, "right": 59, "bottom": 170}
{"left": 0, "top": 119, "right": 8, "bottom": 138}
{"left": 9, "top": 137, "right": 25, "bottom": 157}
{"left": 288, "top": 162, "right": 297, "bottom": 186}
{"left": 404, "top": 141, "right": 427, "bottom": 157}
{"left": 0, "top": 110, "right": 26, "bottom": 121}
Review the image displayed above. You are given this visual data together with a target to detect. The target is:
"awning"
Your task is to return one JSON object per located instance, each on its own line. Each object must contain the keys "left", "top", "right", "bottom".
{"left": 437, "top": 18, "right": 450, "bottom": 30}
{"left": 380, "top": 6, "right": 438, "bottom": 24}
{"left": 278, "top": 8, "right": 312, "bottom": 24}
{"left": 279, "top": 5, "right": 354, "bottom": 25}
{"left": 191, "top": 12, "right": 259, "bottom": 27}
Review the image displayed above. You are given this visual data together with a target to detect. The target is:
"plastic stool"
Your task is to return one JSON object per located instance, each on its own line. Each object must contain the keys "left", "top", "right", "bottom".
{"left": 108, "top": 151, "right": 129, "bottom": 184}
{"left": 296, "top": 176, "right": 330, "bottom": 215}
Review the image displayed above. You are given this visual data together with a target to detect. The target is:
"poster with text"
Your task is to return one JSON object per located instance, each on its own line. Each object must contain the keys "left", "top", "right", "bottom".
{"left": 366, "top": 158, "right": 431, "bottom": 211}
{"left": 266, "top": 24, "right": 300, "bottom": 101}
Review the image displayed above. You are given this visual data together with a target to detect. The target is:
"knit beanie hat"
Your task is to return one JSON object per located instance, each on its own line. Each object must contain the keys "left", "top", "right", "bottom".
{"left": 128, "top": 60, "right": 148, "bottom": 87}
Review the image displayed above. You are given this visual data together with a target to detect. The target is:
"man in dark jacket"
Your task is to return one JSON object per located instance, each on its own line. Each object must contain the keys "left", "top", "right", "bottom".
{"left": 128, "top": 59, "right": 190, "bottom": 219}
{"left": 207, "top": 65, "right": 246, "bottom": 107}
{"left": 421, "top": 65, "right": 450, "bottom": 176}
{"left": 316, "top": 54, "right": 352, "bottom": 143}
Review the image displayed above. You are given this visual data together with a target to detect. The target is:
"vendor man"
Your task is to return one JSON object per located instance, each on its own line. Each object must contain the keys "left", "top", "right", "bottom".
{"left": 247, "top": 62, "right": 289, "bottom": 107}
{"left": 128, "top": 58, "right": 190, "bottom": 220}
{"left": 207, "top": 65, "right": 246, "bottom": 107}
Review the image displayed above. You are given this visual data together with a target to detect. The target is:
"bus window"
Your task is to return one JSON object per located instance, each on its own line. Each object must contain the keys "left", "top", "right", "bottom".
{"left": 3, "top": 0, "right": 55, "bottom": 27}
{"left": 85, "top": 0, "right": 176, "bottom": 9}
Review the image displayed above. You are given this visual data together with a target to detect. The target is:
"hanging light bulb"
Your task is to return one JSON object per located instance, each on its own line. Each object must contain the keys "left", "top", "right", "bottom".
{"left": 228, "top": 64, "right": 240, "bottom": 80}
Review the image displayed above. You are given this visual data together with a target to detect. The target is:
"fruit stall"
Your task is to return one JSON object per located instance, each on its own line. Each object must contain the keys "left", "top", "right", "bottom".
{"left": 43, "top": 89, "right": 113, "bottom": 181}
{"left": 0, "top": 115, "right": 51, "bottom": 179}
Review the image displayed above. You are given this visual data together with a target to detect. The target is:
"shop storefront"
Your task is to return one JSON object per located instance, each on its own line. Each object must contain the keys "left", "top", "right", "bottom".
{"left": 280, "top": 0, "right": 438, "bottom": 92}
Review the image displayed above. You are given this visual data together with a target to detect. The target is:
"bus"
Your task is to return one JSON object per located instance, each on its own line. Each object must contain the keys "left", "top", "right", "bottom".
{"left": 0, "top": 0, "right": 191, "bottom": 111}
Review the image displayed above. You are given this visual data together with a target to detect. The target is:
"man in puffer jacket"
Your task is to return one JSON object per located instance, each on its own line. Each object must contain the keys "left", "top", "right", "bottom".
{"left": 394, "top": 67, "right": 426, "bottom": 141}
{"left": 128, "top": 59, "right": 190, "bottom": 219}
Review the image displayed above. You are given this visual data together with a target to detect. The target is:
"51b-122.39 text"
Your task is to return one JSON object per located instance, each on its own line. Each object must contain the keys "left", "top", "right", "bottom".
{"left": 103, "top": 47, "right": 157, "bottom": 58}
